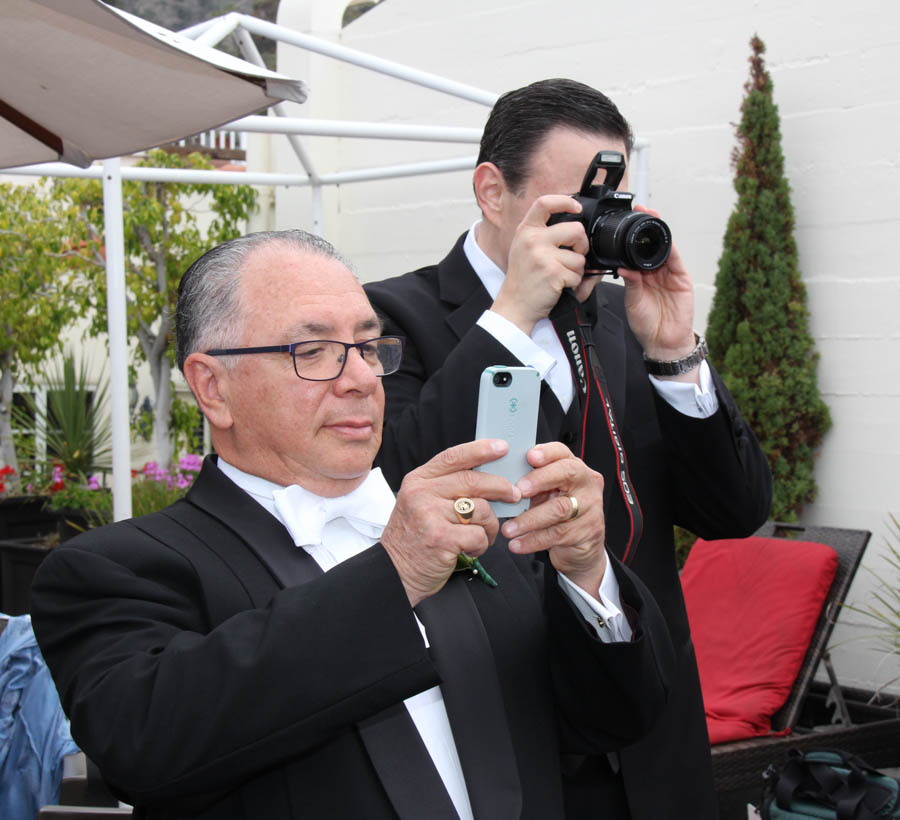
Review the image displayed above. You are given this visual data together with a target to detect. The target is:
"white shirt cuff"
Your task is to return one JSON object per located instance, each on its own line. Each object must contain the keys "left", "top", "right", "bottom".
{"left": 557, "top": 553, "right": 633, "bottom": 643}
{"left": 476, "top": 310, "right": 556, "bottom": 380}
{"left": 648, "top": 360, "right": 718, "bottom": 418}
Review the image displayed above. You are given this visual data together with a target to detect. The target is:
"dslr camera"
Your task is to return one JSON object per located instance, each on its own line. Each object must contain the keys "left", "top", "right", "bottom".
{"left": 547, "top": 151, "right": 671, "bottom": 274}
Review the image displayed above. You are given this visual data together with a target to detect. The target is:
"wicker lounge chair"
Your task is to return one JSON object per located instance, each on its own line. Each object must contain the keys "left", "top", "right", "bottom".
{"left": 684, "top": 522, "right": 900, "bottom": 818}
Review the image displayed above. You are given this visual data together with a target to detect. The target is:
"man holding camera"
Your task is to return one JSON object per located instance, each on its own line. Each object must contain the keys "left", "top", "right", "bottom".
{"left": 32, "top": 230, "right": 675, "bottom": 819}
{"left": 365, "top": 78, "right": 773, "bottom": 819}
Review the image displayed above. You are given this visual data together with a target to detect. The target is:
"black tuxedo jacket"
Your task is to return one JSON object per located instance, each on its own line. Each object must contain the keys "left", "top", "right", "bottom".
{"left": 365, "top": 233, "right": 772, "bottom": 819}
{"left": 31, "top": 457, "right": 673, "bottom": 820}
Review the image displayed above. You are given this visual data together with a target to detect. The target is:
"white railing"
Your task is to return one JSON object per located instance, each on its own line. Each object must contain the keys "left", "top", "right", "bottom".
{"left": 176, "top": 129, "right": 248, "bottom": 153}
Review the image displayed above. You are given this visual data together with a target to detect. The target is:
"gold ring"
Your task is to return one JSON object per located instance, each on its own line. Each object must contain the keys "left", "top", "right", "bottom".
{"left": 454, "top": 497, "right": 475, "bottom": 523}
{"left": 567, "top": 495, "right": 579, "bottom": 521}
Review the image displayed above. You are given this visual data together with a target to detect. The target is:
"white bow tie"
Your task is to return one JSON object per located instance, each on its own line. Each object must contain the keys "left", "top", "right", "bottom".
{"left": 271, "top": 468, "right": 395, "bottom": 548}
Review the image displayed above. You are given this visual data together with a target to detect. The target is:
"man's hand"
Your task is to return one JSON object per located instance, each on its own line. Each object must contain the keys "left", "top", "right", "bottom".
{"left": 491, "top": 195, "right": 592, "bottom": 335}
{"left": 500, "top": 443, "right": 608, "bottom": 600}
{"left": 616, "top": 204, "right": 698, "bottom": 375}
{"left": 381, "top": 439, "right": 522, "bottom": 607}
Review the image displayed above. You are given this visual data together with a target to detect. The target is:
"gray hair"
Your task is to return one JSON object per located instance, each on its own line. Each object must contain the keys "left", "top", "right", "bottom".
{"left": 175, "top": 229, "right": 352, "bottom": 372}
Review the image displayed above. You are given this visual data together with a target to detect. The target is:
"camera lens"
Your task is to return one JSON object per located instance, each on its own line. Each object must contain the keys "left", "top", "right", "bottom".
{"left": 589, "top": 211, "right": 671, "bottom": 271}
{"left": 625, "top": 217, "right": 670, "bottom": 269}
{"left": 493, "top": 372, "right": 512, "bottom": 387}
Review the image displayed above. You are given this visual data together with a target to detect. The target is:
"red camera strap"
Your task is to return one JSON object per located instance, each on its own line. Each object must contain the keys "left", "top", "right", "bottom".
{"left": 550, "top": 292, "right": 644, "bottom": 563}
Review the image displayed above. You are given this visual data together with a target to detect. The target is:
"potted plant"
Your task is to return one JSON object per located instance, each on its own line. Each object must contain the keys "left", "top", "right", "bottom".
{"left": 838, "top": 513, "right": 900, "bottom": 704}
{"left": 0, "top": 465, "right": 63, "bottom": 541}
{"left": 0, "top": 456, "right": 203, "bottom": 616}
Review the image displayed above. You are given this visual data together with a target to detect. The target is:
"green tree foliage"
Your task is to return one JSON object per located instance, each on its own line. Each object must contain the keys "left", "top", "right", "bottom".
{"left": 55, "top": 149, "right": 257, "bottom": 467}
{"left": 13, "top": 352, "right": 111, "bottom": 479}
{"left": 0, "top": 181, "right": 83, "bottom": 480}
{"left": 170, "top": 395, "right": 205, "bottom": 457}
{"left": 707, "top": 35, "right": 831, "bottom": 521}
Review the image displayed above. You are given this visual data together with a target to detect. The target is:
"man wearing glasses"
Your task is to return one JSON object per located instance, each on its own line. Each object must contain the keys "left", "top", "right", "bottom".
{"left": 31, "top": 230, "right": 672, "bottom": 820}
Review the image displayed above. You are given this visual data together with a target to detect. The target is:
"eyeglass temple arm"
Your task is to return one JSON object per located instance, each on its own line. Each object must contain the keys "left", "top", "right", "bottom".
{"left": 205, "top": 345, "right": 292, "bottom": 356}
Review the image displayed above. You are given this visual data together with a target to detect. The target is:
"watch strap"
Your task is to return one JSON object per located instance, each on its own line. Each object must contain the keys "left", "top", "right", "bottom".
{"left": 643, "top": 333, "right": 708, "bottom": 376}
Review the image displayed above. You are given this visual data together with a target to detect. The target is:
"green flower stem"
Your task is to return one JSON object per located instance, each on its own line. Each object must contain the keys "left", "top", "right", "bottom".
{"left": 455, "top": 553, "right": 498, "bottom": 587}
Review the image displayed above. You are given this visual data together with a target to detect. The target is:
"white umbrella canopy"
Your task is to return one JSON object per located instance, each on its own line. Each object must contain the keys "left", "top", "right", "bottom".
{"left": 0, "top": 0, "right": 309, "bottom": 520}
{"left": 0, "top": 0, "right": 307, "bottom": 169}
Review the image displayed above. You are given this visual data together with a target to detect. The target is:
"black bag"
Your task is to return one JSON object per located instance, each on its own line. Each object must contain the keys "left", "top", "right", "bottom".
{"left": 760, "top": 748, "right": 900, "bottom": 819}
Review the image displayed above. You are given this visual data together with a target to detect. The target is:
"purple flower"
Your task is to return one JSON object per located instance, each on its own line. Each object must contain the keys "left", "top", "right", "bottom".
{"left": 174, "top": 473, "right": 192, "bottom": 490}
{"left": 87, "top": 474, "right": 101, "bottom": 490}
{"left": 178, "top": 454, "right": 203, "bottom": 473}
{"left": 143, "top": 461, "right": 169, "bottom": 483}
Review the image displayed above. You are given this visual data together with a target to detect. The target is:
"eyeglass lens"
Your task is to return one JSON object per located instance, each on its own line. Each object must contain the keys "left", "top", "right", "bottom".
{"left": 291, "top": 338, "right": 402, "bottom": 380}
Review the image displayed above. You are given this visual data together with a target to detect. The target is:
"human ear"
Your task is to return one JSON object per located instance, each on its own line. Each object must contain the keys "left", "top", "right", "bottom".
{"left": 473, "top": 162, "right": 507, "bottom": 228}
{"left": 183, "top": 353, "right": 234, "bottom": 431}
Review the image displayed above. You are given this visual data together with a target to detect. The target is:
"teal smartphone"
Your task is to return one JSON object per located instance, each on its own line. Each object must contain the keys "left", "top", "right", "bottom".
{"left": 474, "top": 365, "right": 541, "bottom": 518}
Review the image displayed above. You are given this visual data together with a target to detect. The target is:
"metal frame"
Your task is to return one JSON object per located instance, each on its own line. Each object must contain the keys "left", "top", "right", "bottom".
{"left": 3, "top": 13, "right": 651, "bottom": 520}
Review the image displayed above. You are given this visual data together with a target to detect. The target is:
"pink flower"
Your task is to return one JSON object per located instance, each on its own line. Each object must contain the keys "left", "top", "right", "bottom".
{"left": 143, "top": 461, "right": 169, "bottom": 483}
{"left": 87, "top": 474, "right": 101, "bottom": 490}
{"left": 178, "top": 454, "right": 203, "bottom": 473}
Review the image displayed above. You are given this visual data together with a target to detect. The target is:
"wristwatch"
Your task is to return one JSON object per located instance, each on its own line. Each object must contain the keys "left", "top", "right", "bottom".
{"left": 643, "top": 333, "right": 709, "bottom": 377}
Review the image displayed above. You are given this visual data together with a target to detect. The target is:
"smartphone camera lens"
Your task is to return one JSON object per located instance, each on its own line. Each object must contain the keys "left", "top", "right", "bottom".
{"left": 493, "top": 371, "right": 512, "bottom": 387}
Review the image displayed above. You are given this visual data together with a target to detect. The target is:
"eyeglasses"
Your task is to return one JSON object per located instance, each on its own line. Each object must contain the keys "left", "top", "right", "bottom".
{"left": 205, "top": 336, "right": 405, "bottom": 382}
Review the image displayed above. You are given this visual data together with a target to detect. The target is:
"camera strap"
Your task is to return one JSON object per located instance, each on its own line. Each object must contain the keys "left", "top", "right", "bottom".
{"left": 550, "top": 290, "right": 644, "bottom": 562}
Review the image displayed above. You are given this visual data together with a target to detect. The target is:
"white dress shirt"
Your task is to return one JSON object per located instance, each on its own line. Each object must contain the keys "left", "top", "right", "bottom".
{"left": 464, "top": 222, "right": 719, "bottom": 419}
{"left": 217, "top": 458, "right": 634, "bottom": 818}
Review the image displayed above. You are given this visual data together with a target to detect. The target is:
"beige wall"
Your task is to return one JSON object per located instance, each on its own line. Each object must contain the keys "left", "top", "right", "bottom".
{"left": 267, "top": 0, "right": 900, "bottom": 694}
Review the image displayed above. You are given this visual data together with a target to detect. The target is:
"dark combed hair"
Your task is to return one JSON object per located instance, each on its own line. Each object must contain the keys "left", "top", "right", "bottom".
{"left": 476, "top": 78, "right": 634, "bottom": 193}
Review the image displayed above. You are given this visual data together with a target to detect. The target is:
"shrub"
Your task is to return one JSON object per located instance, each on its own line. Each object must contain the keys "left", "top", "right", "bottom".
{"left": 706, "top": 34, "right": 831, "bottom": 522}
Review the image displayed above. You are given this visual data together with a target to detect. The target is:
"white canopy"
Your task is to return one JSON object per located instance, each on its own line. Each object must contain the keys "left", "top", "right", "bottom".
{"left": 2, "top": 6, "right": 650, "bottom": 520}
{"left": 0, "top": 0, "right": 306, "bottom": 168}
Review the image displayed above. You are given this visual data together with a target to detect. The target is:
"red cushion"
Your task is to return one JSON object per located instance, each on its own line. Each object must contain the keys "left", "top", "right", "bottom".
{"left": 681, "top": 536, "right": 838, "bottom": 745}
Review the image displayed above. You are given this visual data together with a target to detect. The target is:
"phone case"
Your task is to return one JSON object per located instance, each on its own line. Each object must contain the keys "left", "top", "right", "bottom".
{"left": 474, "top": 365, "right": 541, "bottom": 517}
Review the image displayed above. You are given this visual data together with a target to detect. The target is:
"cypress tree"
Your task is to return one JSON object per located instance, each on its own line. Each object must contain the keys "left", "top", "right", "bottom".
{"left": 706, "top": 34, "right": 831, "bottom": 521}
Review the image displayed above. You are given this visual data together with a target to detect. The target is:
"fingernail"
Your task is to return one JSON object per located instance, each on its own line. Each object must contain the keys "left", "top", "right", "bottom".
{"left": 491, "top": 439, "right": 507, "bottom": 454}
{"left": 509, "top": 538, "right": 521, "bottom": 553}
{"left": 517, "top": 479, "right": 532, "bottom": 496}
{"left": 504, "top": 521, "right": 518, "bottom": 536}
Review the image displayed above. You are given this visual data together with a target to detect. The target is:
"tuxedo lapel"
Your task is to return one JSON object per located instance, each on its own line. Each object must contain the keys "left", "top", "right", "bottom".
{"left": 416, "top": 572, "right": 523, "bottom": 820}
{"left": 437, "top": 234, "right": 495, "bottom": 343}
{"left": 184, "top": 457, "right": 467, "bottom": 820}
{"left": 537, "top": 380, "right": 567, "bottom": 445}
{"left": 185, "top": 457, "right": 323, "bottom": 588}
{"left": 357, "top": 706, "right": 460, "bottom": 820}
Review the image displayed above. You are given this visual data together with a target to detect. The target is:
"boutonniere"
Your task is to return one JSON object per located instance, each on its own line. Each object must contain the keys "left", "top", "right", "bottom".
{"left": 451, "top": 497, "right": 497, "bottom": 587}
{"left": 455, "top": 553, "right": 498, "bottom": 587}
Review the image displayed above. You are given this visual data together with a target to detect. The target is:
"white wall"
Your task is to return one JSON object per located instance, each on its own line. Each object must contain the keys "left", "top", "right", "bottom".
{"left": 269, "top": 0, "right": 900, "bottom": 694}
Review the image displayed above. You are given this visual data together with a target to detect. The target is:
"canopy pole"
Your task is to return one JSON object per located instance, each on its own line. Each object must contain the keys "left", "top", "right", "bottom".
{"left": 311, "top": 184, "right": 323, "bottom": 236}
{"left": 632, "top": 140, "right": 650, "bottom": 207}
{"left": 101, "top": 158, "right": 133, "bottom": 521}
